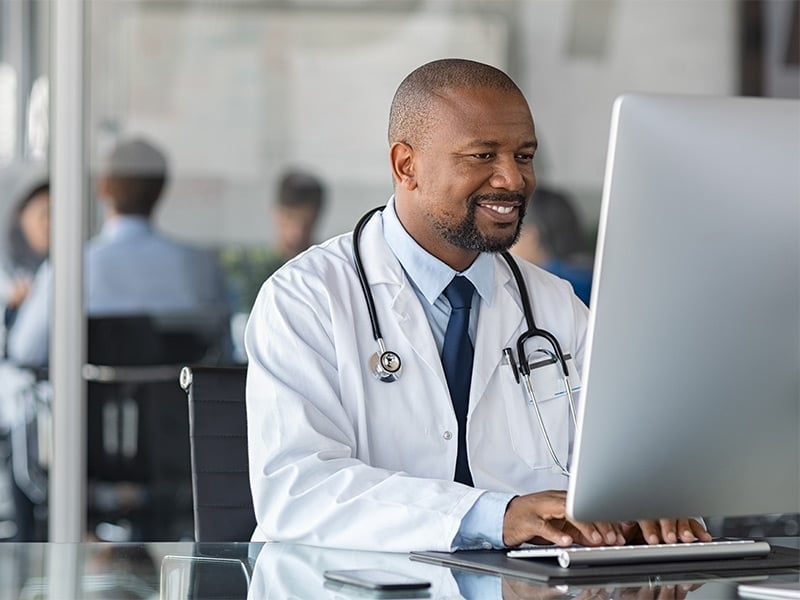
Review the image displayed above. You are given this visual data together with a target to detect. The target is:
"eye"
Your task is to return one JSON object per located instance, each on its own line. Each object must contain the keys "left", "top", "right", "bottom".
{"left": 515, "top": 153, "right": 535, "bottom": 162}
{"left": 472, "top": 153, "right": 494, "bottom": 160}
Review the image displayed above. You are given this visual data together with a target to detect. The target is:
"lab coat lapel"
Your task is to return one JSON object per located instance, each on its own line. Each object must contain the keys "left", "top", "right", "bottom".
{"left": 470, "top": 257, "right": 525, "bottom": 413}
{"left": 390, "top": 284, "right": 445, "bottom": 381}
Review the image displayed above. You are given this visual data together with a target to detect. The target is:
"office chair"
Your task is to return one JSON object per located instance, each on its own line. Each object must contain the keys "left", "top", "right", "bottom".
{"left": 85, "top": 315, "right": 223, "bottom": 540}
{"left": 180, "top": 365, "right": 256, "bottom": 542}
{"left": 11, "top": 314, "right": 222, "bottom": 540}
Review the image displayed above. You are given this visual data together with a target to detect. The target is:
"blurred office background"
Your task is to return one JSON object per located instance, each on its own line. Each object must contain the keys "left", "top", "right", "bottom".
{"left": 0, "top": 0, "right": 797, "bottom": 543}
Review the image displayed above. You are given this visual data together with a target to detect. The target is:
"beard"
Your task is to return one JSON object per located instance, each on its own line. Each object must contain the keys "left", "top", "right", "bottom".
{"left": 432, "top": 192, "right": 528, "bottom": 253}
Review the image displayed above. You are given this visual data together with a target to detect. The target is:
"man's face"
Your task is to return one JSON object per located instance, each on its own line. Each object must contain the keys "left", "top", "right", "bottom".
{"left": 394, "top": 86, "right": 537, "bottom": 270}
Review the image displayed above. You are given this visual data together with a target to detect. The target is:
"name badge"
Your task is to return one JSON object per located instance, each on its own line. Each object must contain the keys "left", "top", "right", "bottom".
{"left": 526, "top": 352, "right": 581, "bottom": 402}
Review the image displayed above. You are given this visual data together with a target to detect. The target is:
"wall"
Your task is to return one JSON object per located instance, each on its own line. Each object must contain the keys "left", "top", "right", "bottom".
{"left": 85, "top": 0, "right": 739, "bottom": 249}
{"left": 517, "top": 0, "right": 737, "bottom": 227}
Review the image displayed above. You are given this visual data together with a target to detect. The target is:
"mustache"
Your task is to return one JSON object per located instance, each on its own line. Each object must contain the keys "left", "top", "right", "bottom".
{"left": 469, "top": 192, "right": 528, "bottom": 206}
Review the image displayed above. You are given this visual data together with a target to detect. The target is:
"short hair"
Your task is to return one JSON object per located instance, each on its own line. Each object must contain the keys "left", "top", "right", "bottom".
{"left": 104, "top": 138, "right": 168, "bottom": 216}
{"left": 388, "top": 58, "right": 524, "bottom": 147}
{"left": 524, "top": 186, "right": 587, "bottom": 258}
{"left": 276, "top": 170, "right": 325, "bottom": 211}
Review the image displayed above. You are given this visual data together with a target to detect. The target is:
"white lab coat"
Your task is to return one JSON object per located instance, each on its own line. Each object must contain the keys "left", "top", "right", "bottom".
{"left": 245, "top": 212, "right": 589, "bottom": 552}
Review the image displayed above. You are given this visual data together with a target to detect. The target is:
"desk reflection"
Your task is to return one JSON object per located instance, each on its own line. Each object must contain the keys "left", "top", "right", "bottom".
{"left": 245, "top": 543, "right": 725, "bottom": 600}
{"left": 247, "top": 542, "right": 463, "bottom": 598}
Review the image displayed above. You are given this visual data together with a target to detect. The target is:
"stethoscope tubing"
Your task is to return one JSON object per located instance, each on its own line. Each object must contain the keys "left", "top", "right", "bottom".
{"left": 500, "top": 252, "right": 571, "bottom": 380}
{"left": 523, "top": 373, "right": 571, "bottom": 478}
{"left": 353, "top": 207, "right": 387, "bottom": 345}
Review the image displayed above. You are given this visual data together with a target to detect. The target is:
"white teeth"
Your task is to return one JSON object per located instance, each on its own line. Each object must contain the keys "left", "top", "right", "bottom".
{"left": 483, "top": 204, "right": 514, "bottom": 214}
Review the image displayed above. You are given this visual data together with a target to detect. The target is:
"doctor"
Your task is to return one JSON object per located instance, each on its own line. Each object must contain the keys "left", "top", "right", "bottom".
{"left": 245, "top": 58, "right": 711, "bottom": 552}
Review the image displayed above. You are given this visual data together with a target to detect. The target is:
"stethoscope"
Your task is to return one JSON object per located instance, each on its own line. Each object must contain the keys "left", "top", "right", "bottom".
{"left": 353, "top": 206, "right": 577, "bottom": 476}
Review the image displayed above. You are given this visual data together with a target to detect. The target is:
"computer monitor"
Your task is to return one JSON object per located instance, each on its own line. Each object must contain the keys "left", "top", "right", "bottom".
{"left": 567, "top": 93, "right": 800, "bottom": 523}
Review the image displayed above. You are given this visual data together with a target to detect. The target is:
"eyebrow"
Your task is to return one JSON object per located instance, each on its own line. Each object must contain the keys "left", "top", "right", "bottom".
{"left": 467, "top": 139, "right": 539, "bottom": 151}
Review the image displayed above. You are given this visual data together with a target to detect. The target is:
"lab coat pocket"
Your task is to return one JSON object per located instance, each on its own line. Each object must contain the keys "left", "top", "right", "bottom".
{"left": 503, "top": 354, "right": 580, "bottom": 472}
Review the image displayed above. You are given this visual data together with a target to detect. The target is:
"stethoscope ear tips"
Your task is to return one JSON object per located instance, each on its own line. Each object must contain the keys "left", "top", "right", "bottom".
{"left": 370, "top": 350, "right": 402, "bottom": 383}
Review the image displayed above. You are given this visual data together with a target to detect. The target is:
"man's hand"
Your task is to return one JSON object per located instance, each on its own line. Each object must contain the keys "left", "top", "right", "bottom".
{"left": 620, "top": 519, "right": 712, "bottom": 545}
{"left": 502, "top": 491, "right": 713, "bottom": 548}
{"left": 503, "top": 491, "right": 625, "bottom": 548}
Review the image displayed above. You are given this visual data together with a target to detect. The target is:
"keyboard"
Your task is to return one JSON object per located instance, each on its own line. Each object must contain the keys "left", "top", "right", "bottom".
{"left": 506, "top": 538, "right": 771, "bottom": 568}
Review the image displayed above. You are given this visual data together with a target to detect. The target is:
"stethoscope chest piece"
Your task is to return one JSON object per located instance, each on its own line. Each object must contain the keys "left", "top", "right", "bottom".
{"left": 354, "top": 206, "right": 405, "bottom": 383}
{"left": 370, "top": 349, "right": 402, "bottom": 382}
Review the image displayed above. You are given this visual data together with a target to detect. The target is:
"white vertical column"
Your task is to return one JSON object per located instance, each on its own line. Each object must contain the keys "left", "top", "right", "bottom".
{"left": 47, "top": 544, "right": 81, "bottom": 600}
{"left": 49, "top": 0, "right": 87, "bottom": 545}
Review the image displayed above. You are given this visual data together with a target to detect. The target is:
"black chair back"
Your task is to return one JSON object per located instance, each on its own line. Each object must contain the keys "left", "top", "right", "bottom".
{"left": 85, "top": 315, "right": 208, "bottom": 539}
{"left": 12, "top": 314, "right": 227, "bottom": 540}
{"left": 88, "top": 314, "right": 213, "bottom": 366}
{"left": 181, "top": 365, "right": 255, "bottom": 542}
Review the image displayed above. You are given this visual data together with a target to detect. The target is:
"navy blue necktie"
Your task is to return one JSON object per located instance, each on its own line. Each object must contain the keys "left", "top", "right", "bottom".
{"left": 442, "top": 276, "right": 475, "bottom": 486}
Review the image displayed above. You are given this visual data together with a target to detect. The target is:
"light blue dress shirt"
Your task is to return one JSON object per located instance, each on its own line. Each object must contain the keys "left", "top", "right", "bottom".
{"left": 380, "top": 198, "right": 514, "bottom": 550}
{"left": 7, "top": 215, "right": 231, "bottom": 366}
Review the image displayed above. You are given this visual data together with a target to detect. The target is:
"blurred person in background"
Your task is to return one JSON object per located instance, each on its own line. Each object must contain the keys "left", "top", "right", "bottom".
{"left": 511, "top": 185, "right": 594, "bottom": 306}
{"left": 2, "top": 178, "right": 50, "bottom": 348}
{"left": 0, "top": 176, "right": 49, "bottom": 541}
{"left": 221, "top": 169, "right": 326, "bottom": 315}
{"left": 221, "top": 169, "right": 325, "bottom": 362}
{"left": 4, "top": 139, "right": 232, "bottom": 540}
{"left": 6, "top": 137, "right": 232, "bottom": 367}
{"left": 272, "top": 170, "right": 326, "bottom": 262}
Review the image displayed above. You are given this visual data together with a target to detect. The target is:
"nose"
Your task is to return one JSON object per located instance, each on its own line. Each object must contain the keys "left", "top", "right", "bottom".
{"left": 490, "top": 155, "right": 530, "bottom": 192}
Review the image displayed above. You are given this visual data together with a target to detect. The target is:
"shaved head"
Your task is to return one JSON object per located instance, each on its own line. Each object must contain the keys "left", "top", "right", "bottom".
{"left": 388, "top": 58, "right": 524, "bottom": 149}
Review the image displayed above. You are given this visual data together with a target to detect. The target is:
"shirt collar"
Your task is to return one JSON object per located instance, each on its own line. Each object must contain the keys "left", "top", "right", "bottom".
{"left": 382, "top": 196, "right": 494, "bottom": 306}
{"left": 99, "top": 215, "right": 152, "bottom": 241}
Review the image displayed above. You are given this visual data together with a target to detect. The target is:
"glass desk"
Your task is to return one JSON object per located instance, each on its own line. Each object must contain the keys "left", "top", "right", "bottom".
{"left": 0, "top": 538, "right": 797, "bottom": 599}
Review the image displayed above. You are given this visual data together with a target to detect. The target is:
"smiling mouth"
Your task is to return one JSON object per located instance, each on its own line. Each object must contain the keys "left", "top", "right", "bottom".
{"left": 481, "top": 203, "right": 517, "bottom": 215}
{"left": 472, "top": 192, "right": 528, "bottom": 225}
{"left": 476, "top": 201, "right": 522, "bottom": 221}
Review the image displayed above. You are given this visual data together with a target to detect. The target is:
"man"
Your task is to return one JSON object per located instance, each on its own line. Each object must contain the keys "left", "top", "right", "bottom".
{"left": 7, "top": 137, "right": 231, "bottom": 367}
{"left": 511, "top": 185, "right": 594, "bottom": 306}
{"left": 245, "top": 59, "right": 710, "bottom": 552}
{"left": 220, "top": 169, "right": 326, "bottom": 315}
{"left": 272, "top": 169, "right": 326, "bottom": 261}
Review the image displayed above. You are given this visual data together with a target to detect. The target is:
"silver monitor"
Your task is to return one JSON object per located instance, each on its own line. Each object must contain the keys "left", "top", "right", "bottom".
{"left": 568, "top": 93, "right": 800, "bottom": 522}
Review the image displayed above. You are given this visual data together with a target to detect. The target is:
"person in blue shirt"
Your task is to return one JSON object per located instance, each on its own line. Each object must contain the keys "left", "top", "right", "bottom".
{"left": 6, "top": 137, "right": 231, "bottom": 367}
{"left": 511, "top": 185, "right": 594, "bottom": 306}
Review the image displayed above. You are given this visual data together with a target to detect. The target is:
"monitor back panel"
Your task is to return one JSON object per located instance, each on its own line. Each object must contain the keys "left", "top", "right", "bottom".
{"left": 568, "top": 94, "right": 800, "bottom": 522}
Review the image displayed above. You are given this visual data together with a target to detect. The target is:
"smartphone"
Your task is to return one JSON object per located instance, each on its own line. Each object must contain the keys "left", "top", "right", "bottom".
{"left": 323, "top": 569, "right": 431, "bottom": 591}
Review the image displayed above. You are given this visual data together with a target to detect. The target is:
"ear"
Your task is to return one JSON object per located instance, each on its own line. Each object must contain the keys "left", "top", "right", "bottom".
{"left": 389, "top": 142, "right": 417, "bottom": 190}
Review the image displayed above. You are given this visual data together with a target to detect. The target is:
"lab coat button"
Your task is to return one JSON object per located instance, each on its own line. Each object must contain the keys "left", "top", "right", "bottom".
{"left": 442, "top": 430, "right": 453, "bottom": 440}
